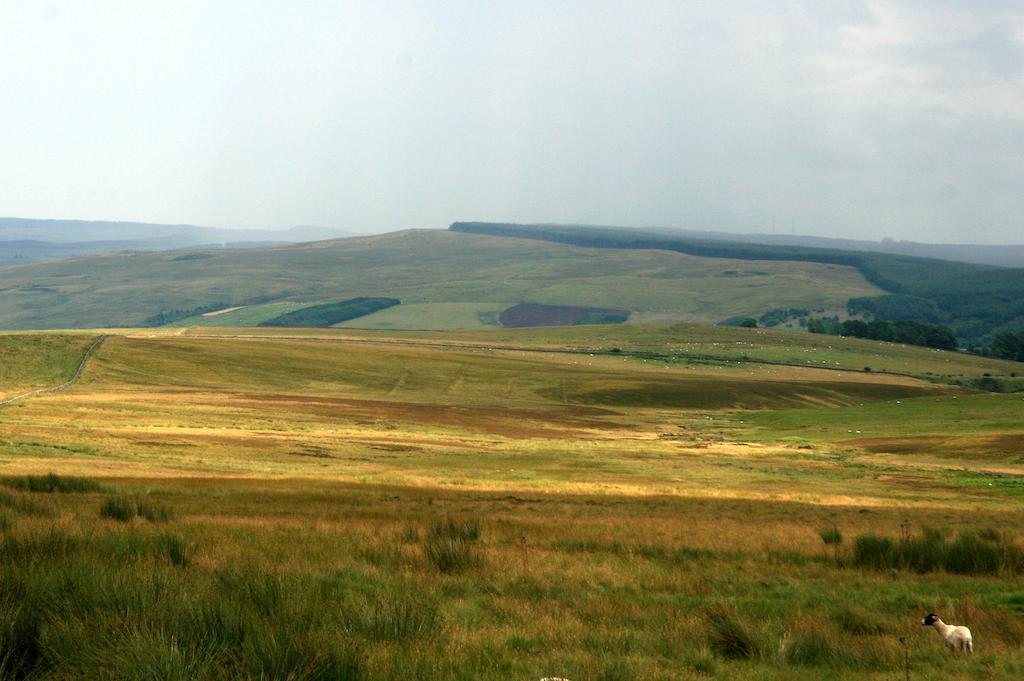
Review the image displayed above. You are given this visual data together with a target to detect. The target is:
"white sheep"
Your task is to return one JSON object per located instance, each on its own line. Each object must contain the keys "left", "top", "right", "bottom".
{"left": 921, "top": 613, "right": 973, "bottom": 653}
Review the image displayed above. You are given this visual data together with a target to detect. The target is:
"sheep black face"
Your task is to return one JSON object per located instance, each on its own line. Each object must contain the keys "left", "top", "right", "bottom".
{"left": 922, "top": 613, "right": 938, "bottom": 626}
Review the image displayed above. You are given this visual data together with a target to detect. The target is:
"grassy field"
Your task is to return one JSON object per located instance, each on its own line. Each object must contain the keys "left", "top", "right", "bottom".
{"left": 0, "top": 334, "right": 97, "bottom": 400}
{"left": 183, "top": 322, "right": 1023, "bottom": 379}
{"left": 0, "top": 326, "right": 1021, "bottom": 679}
{"left": 0, "top": 230, "right": 880, "bottom": 329}
{"left": 172, "top": 302, "right": 327, "bottom": 327}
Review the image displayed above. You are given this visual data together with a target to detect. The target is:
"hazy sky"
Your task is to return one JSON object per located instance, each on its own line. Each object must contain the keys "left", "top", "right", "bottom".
{"left": 2, "top": 1, "right": 1022, "bottom": 243}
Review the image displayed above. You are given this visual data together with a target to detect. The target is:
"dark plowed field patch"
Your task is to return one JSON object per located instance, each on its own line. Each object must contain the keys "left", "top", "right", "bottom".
{"left": 499, "top": 303, "right": 629, "bottom": 327}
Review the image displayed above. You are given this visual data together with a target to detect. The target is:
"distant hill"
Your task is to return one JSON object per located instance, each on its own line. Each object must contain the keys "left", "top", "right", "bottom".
{"left": 450, "top": 222, "right": 1024, "bottom": 345}
{"left": 0, "top": 217, "right": 353, "bottom": 264}
{"left": 0, "top": 229, "right": 879, "bottom": 330}
{"left": 641, "top": 226, "right": 1024, "bottom": 268}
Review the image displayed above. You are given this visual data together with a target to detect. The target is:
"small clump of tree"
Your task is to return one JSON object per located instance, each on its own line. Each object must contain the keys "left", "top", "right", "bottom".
{"left": 991, "top": 332, "right": 1024, "bottom": 362}
{"left": 808, "top": 317, "right": 958, "bottom": 350}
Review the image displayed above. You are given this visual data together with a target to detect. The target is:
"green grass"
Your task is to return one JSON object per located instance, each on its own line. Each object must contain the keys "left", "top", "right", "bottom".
{"left": 3, "top": 328, "right": 1014, "bottom": 509}
{"left": 172, "top": 301, "right": 327, "bottom": 327}
{"left": 732, "top": 393, "right": 1024, "bottom": 448}
{"left": 0, "top": 229, "right": 880, "bottom": 329}
{"left": 182, "top": 322, "right": 1021, "bottom": 377}
{"left": 0, "top": 480, "right": 1020, "bottom": 679}
{"left": 0, "top": 325, "right": 1022, "bottom": 677}
{"left": 0, "top": 335, "right": 98, "bottom": 399}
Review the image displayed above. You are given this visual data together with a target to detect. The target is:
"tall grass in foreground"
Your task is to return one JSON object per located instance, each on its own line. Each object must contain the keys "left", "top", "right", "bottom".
{"left": 0, "top": 526, "right": 365, "bottom": 680}
{"left": 0, "top": 481, "right": 1020, "bottom": 679}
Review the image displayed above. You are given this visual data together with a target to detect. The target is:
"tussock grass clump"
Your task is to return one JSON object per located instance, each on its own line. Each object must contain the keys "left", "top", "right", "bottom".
{"left": 0, "top": 491, "right": 54, "bottom": 518}
{"left": 3, "top": 473, "right": 104, "bottom": 494}
{"left": 818, "top": 526, "right": 843, "bottom": 545}
{"left": 831, "top": 605, "right": 889, "bottom": 636}
{"left": 99, "top": 497, "right": 136, "bottom": 522}
{"left": 818, "top": 526, "right": 843, "bottom": 563}
{"left": 0, "top": 604, "right": 42, "bottom": 680}
{"left": 595, "top": 659, "right": 633, "bottom": 681}
{"left": 423, "top": 517, "right": 482, "bottom": 574}
{"left": 427, "top": 517, "right": 480, "bottom": 543}
{"left": 346, "top": 588, "right": 441, "bottom": 642}
{"left": 703, "top": 606, "right": 761, "bottom": 660}
{"left": 686, "top": 648, "right": 717, "bottom": 676}
{"left": 852, "top": 527, "right": 1023, "bottom": 575}
{"left": 782, "top": 617, "right": 854, "bottom": 667}
{"left": 156, "top": 533, "right": 190, "bottom": 567}
{"left": 136, "top": 501, "right": 174, "bottom": 523}
{"left": 0, "top": 527, "right": 81, "bottom": 563}
{"left": 424, "top": 535, "right": 479, "bottom": 574}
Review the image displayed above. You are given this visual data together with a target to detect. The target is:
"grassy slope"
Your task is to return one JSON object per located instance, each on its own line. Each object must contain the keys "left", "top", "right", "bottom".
{"left": 451, "top": 222, "right": 1024, "bottom": 342}
{"left": 0, "top": 329, "right": 1022, "bottom": 678}
{"left": 184, "top": 323, "right": 1023, "bottom": 378}
{"left": 0, "top": 230, "right": 881, "bottom": 329}
{"left": 0, "top": 334, "right": 97, "bottom": 399}
{"left": 0, "top": 329, "right": 1012, "bottom": 502}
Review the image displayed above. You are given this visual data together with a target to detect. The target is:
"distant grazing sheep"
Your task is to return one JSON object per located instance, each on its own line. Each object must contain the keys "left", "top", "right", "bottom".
{"left": 922, "top": 613, "right": 973, "bottom": 653}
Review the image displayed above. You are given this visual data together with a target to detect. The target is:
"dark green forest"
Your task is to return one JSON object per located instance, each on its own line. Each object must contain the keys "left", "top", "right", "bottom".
{"left": 808, "top": 318, "right": 958, "bottom": 350}
{"left": 258, "top": 297, "right": 400, "bottom": 328}
{"left": 452, "top": 222, "right": 1024, "bottom": 346}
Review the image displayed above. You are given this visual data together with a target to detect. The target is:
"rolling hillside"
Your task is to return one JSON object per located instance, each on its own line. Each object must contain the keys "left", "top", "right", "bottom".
{"left": 0, "top": 217, "right": 351, "bottom": 264}
{"left": 2, "top": 325, "right": 1022, "bottom": 679}
{"left": 0, "top": 229, "right": 881, "bottom": 330}
{"left": 452, "top": 222, "right": 1024, "bottom": 343}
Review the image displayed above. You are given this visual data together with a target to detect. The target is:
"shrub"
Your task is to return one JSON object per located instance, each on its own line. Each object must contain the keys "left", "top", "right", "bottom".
{"left": 3, "top": 473, "right": 103, "bottom": 494}
{"left": 703, "top": 606, "right": 760, "bottom": 660}
{"left": 99, "top": 497, "right": 136, "bottom": 522}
